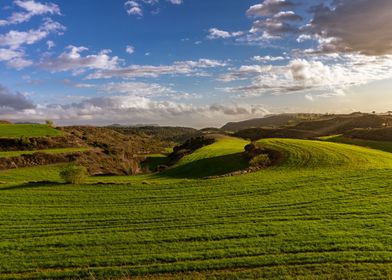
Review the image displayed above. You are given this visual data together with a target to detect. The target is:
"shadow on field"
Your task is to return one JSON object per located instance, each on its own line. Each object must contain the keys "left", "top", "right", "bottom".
{"left": 160, "top": 152, "right": 249, "bottom": 179}
{"left": 0, "top": 181, "right": 62, "bottom": 191}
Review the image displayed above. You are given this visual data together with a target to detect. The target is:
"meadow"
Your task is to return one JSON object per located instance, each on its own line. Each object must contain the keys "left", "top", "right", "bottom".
{"left": 1, "top": 137, "right": 392, "bottom": 279}
{"left": 0, "top": 124, "right": 63, "bottom": 138}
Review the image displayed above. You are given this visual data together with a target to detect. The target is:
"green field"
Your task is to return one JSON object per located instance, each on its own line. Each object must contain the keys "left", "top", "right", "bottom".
{"left": 0, "top": 124, "right": 62, "bottom": 138}
{"left": 0, "top": 147, "right": 90, "bottom": 158}
{"left": 1, "top": 138, "right": 392, "bottom": 279}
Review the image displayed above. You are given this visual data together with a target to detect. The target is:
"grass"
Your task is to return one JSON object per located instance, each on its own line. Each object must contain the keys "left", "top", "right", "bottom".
{"left": 161, "top": 136, "right": 249, "bottom": 178}
{"left": 319, "top": 134, "right": 392, "bottom": 153}
{"left": 0, "top": 124, "right": 62, "bottom": 138}
{"left": 0, "top": 147, "right": 90, "bottom": 158}
{"left": 1, "top": 138, "right": 392, "bottom": 278}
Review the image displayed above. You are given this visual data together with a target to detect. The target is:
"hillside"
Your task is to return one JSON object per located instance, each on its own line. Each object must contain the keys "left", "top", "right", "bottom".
{"left": 0, "top": 124, "right": 173, "bottom": 176}
{"left": 0, "top": 124, "right": 63, "bottom": 138}
{"left": 108, "top": 125, "right": 200, "bottom": 143}
{"left": 1, "top": 138, "right": 392, "bottom": 278}
{"left": 291, "top": 113, "right": 392, "bottom": 135}
{"left": 162, "top": 136, "right": 249, "bottom": 178}
{"left": 233, "top": 113, "right": 392, "bottom": 141}
{"left": 221, "top": 113, "right": 324, "bottom": 131}
{"left": 344, "top": 127, "right": 392, "bottom": 141}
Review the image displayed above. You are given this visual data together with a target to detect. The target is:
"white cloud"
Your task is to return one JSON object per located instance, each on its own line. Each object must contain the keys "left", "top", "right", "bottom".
{"left": 0, "top": 48, "right": 32, "bottom": 69}
{"left": 0, "top": 18, "right": 65, "bottom": 49}
{"left": 46, "top": 40, "right": 55, "bottom": 49}
{"left": 247, "top": 0, "right": 295, "bottom": 17}
{"left": 6, "top": 96, "right": 269, "bottom": 128}
{"left": 218, "top": 65, "right": 272, "bottom": 82}
{"left": 126, "top": 45, "right": 135, "bottom": 54}
{"left": 124, "top": 1, "right": 144, "bottom": 16}
{"left": 40, "top": 46, "right": 121, "bottom": 73}
{"left": 168, "top": 0, "right": 182, "bottom": 4}
{"left": 207, "top": 28, "right": 243, "bottom": 40}
{"left": 87, "top": 58, "right": 226, "bottom": 79}
{"left": 102, "top": 82, "right": 172, "bottom": 96}
{"left": 125, "top": 0, "right": 182, "bottom": 17}
{"left": 220, "top": 54, "right": 392, "bottom": 97}
{"left": 0, "top": 0, "right": 61, "bottom": 26}
{"left": 252, "top": 55, "right": 286, "bottom": 62}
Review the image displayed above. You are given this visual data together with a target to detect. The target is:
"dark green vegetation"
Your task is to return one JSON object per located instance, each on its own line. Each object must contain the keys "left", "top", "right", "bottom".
{"left": 108, "top": 125, "right": 200, "bottom": 143}
{"left": 0, "top": 124, "right": 63, "bottom": 138}
{"left": 221, "top": 113, "right": 324, "bottom": 131}
{"left": 2, "top": 136, "right": 392, "bottom": 279}
{"left": 320, "top": 135, "right": 392, "bottom": 153}
{"left": 0, "top": 147, "right": 89, "bottom": 158}
{"left": 229, "top": 113, "right": 392, "bottom": 141}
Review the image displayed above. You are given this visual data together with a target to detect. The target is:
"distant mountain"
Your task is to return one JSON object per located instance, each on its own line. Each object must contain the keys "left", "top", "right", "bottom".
{"left": 221, "top": 113, "right": 324, "bottom": 131}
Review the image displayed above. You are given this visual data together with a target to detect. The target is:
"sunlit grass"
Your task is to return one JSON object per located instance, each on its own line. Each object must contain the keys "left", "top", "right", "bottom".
{"left": 1, "top": 138, "right": 392, "bottom": 279}
{"left": 0, "top": 124, "right": 63, "bottom": 138}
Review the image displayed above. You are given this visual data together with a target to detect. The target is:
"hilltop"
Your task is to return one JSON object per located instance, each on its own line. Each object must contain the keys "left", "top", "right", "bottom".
{"left": 231, "top": 113, "right": 392, "bottom": 140}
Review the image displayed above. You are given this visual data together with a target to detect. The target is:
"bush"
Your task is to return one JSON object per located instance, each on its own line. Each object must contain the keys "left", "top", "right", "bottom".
{"left": 60, "top": 164, "right": 89, "bottom": 184}
{"left": 45, "top": 120, "right": 54, "bottom": 127}
{"left": 249, "top": 154, "right": 271, "bottom": 168}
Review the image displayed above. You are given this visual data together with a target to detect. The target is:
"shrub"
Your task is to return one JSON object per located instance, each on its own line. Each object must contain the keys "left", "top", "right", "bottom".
{"left": 45, "top": 120, "right": 54, "bottom": 127}
{"left": 60, "top": 163, "right": 89, "bottom": 184}
{"left": 250, "top": 154, "right": 271, "bottom": 168}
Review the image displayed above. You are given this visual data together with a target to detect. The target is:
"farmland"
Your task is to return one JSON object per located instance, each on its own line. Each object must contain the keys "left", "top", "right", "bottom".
{"left": 0, "top": 124, "right": 63, "bottom": 138}
{"left": 1, "top": 136, "right": 392, "bottom": 279}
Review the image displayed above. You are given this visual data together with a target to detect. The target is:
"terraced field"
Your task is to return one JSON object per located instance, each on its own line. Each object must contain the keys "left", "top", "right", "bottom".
{"left": 1, "top": 138, "right": 392, "bottom": 279}
{"left": 0, "top": 124, "right": 62, "bottom": 138}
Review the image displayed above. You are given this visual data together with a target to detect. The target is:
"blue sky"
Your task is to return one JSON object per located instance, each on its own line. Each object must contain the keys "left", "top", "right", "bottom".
{"left": 1, "top": 0, "right": 392, "bottom": 127}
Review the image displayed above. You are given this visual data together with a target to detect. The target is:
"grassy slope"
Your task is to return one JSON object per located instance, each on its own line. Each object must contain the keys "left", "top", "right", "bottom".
{"left": 161, "top": 137, "right": 249, "bottom": 178}
{"left": 1, "top": 139, "right": 392, "bottom": 278}
{"left": 320, "top": 134, "right": 392, "bottom": 153}
{"left": 0, "top": 147, "right": 90, "bottom": 158}
{"left": 0, "top": 124, "right": 62, "bottom": 138}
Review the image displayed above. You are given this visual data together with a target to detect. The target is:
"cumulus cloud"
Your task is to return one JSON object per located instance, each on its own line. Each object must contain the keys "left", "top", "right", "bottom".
{"left": 252, "top": 55, "right": 286, "bottom": 62}
{"left": 125, "top": 0, "right": 182, "bottom": 17}
{"left": 0, "top": 85, "right": 35, "bottom": 111}
{"left": 3, "top": 94, "right": 269, "bottom": 127}
{"left": 207, "top": 28, "right": 243, "bottom": 40}
{"left": 308, "top": 0, "right": 392, "bottom": 55}
{"left": 247, "top": 0, "right": 295, "bottom": 17}
{"left": 40, "top": 46, "right": 120, "bottom": 73}
{"left": 0, "top": 48, "right": 33, "bottom": 69}
{"left": 221, "top": 54, "right": 392, "bottom": 97}
{"left": 0, "top": 18, "right": 65, "bottom": 49}
{"left": 0, "top": 0, "right": 61, "bottom": 26}
{"left": 125, "top": 45, "right": 135, "bottom": 54}
{"left": 87, "top": 58, "right": 226, "bottom": 79}
{"left": 218, "top": 65, "right": 272, "bottom": 82}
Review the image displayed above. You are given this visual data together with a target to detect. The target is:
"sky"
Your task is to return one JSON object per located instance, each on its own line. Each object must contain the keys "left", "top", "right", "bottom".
{"left": 1, "top": 0, "right": 392, "bottom": 128}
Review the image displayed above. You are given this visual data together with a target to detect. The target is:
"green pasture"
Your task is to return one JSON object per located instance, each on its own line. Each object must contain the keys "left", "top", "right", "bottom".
{"left": 1, "top": 138, "right": 392, "bottom": 279}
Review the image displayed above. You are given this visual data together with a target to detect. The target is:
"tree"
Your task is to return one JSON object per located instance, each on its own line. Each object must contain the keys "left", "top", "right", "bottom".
{"left": 45, "top": 120, "right": 54, "bottom": 127}
{"left": 60, "top": 163, "right": 89, "bottom": 184}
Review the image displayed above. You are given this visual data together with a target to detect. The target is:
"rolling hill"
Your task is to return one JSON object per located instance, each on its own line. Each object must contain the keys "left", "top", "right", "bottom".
{"left": 233, "top": 113, "right": 392, "bottom": 140}
{"left": 0, "top": 124, "right": 63, "bottom": 138}
{"left": 221, "top": 113, "right": 323, "bottom": 131}
{"left": 1, "top": 137, "right": 392, "bottom": 278}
